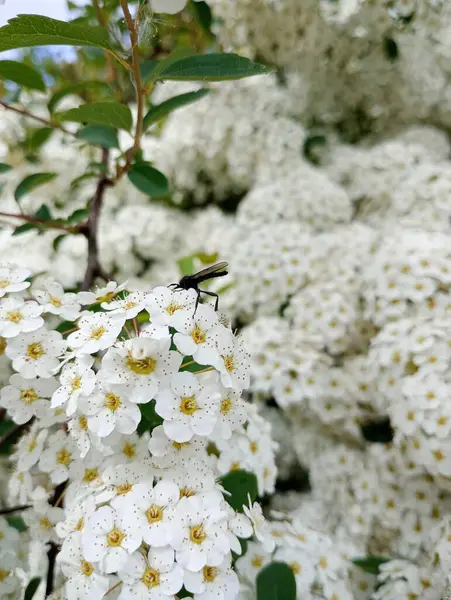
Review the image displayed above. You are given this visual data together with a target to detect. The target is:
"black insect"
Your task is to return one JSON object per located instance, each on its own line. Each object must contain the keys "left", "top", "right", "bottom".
{"left": 170, "top": 261, "right": 229, "bottom": 311}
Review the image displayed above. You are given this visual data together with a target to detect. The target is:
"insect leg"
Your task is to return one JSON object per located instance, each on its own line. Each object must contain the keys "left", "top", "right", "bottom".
{"left": 199, "top": 289, "right": 220, "bottom": 311}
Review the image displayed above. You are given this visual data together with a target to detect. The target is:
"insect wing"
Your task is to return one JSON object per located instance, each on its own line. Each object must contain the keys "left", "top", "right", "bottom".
{"left": 192, "top": 261, "right": 229, "bottom": 281}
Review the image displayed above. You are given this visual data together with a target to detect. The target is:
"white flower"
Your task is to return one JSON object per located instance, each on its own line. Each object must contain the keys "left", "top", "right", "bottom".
{"left": 146, "top": 286, "right": 197, "bottom": 327}
{"left": 102, "top": 290, "right": 149, "bottom": 319}
{"left": 172, "top": 303, "right": 223, "bottom": 364}
{"left": 171, "top": 494, "right": 230, "bottom": 571}
{"left": 51, "top": 356, "right": 96, "bottom": 416}
{"left": 24, "top": 500, "right": 64, "bottom": 544}
{"left": 100, "top": 337, "right": 182, "bottom": 403}
{"left": 243, "top": 500, "right": 276, "bottom": 553}
{"left": 118, "top": 547, "right": 184, "bottom": 600}
{"left": 155, "top": 371, "right": 220, "bottom": 442}
{"left": 82, "top": 505, "right": 141, "bottom": 573}
{"left": 235, "top": 541, "right": 271, "bottom": 584}
{"left": 149, "top": 0, "right": 188, "bottom": 15}
{"left": 212, "top": 387, "right": 247, "bottom": 440}
{"left": 96, "top": 463, "right": 153, "bottom": 509}
{"left": 184, "top": 554, "right": 240, "bottom": 600}
{"left": 117, "top": 480, "right": 180, "bottom": 547}
{"left": 6, "top": 329, "right": 66, "bottom": 378}
{"left": 67, "top": 312, "right": 125, "bottom": 354}
{"left": 0, "top": 551, "right": 21, "bottom": 597}
{"left": 59, "top": 533, "right": 110, "bottom": 600}
{"left": 12, "top": 422, "right": 48, "bottom": 471}
{"left": 34, "top": 278, "right": 82, "bottom": 320}
{"left": 211, "top": 332, "right": 250, "bottom": 391}
{"left": 0, "top": 373, "right": 58, "bottom": 424}
{"left": 78, "top": 382, "right": 141, "bottom": 437}
{"left": 148, "top": 425, "right": 207, "bottom": 468}
{"left": 77, "top": 281, "right": 127, "bottom": 306}
{"left": 0, "top": 296, "right": 43, "bottom": 338}
{"left": 56, "top": 496, "right": 96, "bottom": 541}
{"left": 0, "top": 264, "right": 30, "bottom": 298}
{"left": 39, "top": 430, "right": 77, "bottom": 484}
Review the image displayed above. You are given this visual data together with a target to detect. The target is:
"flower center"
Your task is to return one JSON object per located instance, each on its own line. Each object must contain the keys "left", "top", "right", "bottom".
{"left": 124, "top": 301, "right": 137, "bottom": 310}
{"left": 56, "top": 448, "right": 72, "bottom": 466}
{"left": 27, "top": 342, "right": 45, "bottom": 360}
{"left": 191, "top": 326, "right": 206, "bottom": 344}
{"left": 116, "top": 482, "right": 132, "bottom": 495}
{"left": 107, "top": 528, "right": 125, "bottom": 547}
{"left": 7, "top": 310, "right": 22, "bottom": 323}
{"left": 290, "top": 561, "right": 302, "bottom": 575}
{"left": 180, "top": 395, "right": 198, "bottom": 415}
{"left": 90, "top": 326, "right": 106, "bottom": 340}
{"left": 146, "top": 504, "right": 164, "bottom": 523}
{"left": 251, "top": 555, "right": 263, "bottom": 568}
{"left": 223, "top": 355, "right": 235, "bottom": 373}
{"left": 76, "top": 518, "right": 84, "bottom": 531}
{"left": 79, "top": 416, "right": 88, "bottom": 430}
{"left": 81, "top": 561, "right": 94, "bottom": 577}
{"left": 180, "top": 487, "right": 196, "bottom": 498}
{"left": 49, "top": 296, "right": 62, "bottom": 307}
{"left": 71, "top": 376, "right": 82, "bottom": 391}
{"left": 0, "top": 279, "right": 10, "bottom": 289}
{"left": 166, "top": 302, "right": 183, "bottom": 315}
{"left": 142, "top": 567, "right": 160, "bottom": 588}
{"left": 104, "top": 393, "right": 121, "bottom": 411}
{"left": 122, "top": 442, "right": 136, "bottom": 458}
{"left": 126, "top": 352, "right": 156, "bottom": 375}
{"left": 172, "top": 441, "right": 190, "bottom": 450}
{"left": 189, "top": 524, "right": 206, "bottom": 545}
{"left": 40, "top": 517, "right": 52, "bottom": 530}
{"left": 250, "top": 441, "right": 258, "bottom": 453}
{"left": 0, "top": 569, "right": 9, "bottom": 582}
{"left": 203, "top": 566, "right": 218, "bottom": 583}
{"left": 220, "top": 397, "right": 232, "bottom": 414}
{"left": 83, "top": 468, "right": 98, "bottom": 483}
{"left": 28, "top": 439, "right": 37, "bottom": 452}
{"left": 21, "top": 388, "right": 38, "bottom": 404}
{"left": 98, "top": 291, "right": 116, "bottom": 303}
{"left": 0, "top": 337, "right": 6, "bottom": 355}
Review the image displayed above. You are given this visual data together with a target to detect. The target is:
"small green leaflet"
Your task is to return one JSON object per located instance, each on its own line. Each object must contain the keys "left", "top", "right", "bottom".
{"left": 7, "top": 515, "right": 27, "bottom": 532}
{"left": 48, "top": 80, "right": 113, "bottom": 113}
{"left": 143, "top": 89, "right": 210, "bottom": 131}
{"left": 76, "top": 125, "right": 119, "bottom": 149}
{"left": 0, "top": 163, "right": 12, "bottom": 174}
{"left": 219, "top": 470, "right": 258, "bottom": 512}
{"left": 177, "top": 256, "right": 195, "bottom": 277}
{"left": 14, "top": 173, "right": 57, "bottom": 202}
{"left": 25, "top": 127, "right": 54, "bottom": 153}
{"left": 0, "top": 60, "right": 45, "bottom": 91}
{"left": 0, "top": 14, "right": 116, "bottom": 54}
{"left": 256, "top": 563, "right": 297, "bottom": 600}
{"left": 24, "top": 578, "right": 41, "bottom": 600}
{"left": 158, "top": 53, "right": 274, "bottom": 82}
{"left": 56, "top": 102, "right": 133, "bottom": 131}
{"left": 352, "top": 556, "right": 391, "bottom": 575}
{"left": 128, "top": 162, "right": 169, "bottom": 198}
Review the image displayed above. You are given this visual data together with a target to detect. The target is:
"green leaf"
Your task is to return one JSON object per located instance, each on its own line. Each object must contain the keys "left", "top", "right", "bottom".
{"left": 178, "top": 256, "right": 195, "bottom": 277}
{"left": 0, "top": 14, "right": 116, "bottom": 54}
{"left": 76, "top": 124, "right": 119, "bottom": 148}
{"left": 48, "top": 81, "right": 113, "bottom": 113}
{"left": 219, "top": 470, "right": 258, "bottom": 512}
{"left": 55, "top": 102, "right": 132, "bottom": 131}
{"left": 24, "top": 578, "right": 41, "bottom": 600}
{"left": 143, "top": 89, "right": 210, "bottom": 131}
{"left": 256, "top": 563, "right": 297, "bottom": 600}
{"left": 26, "top": 127, "right": 54, "bottom": 153}
{"left": 139, "top": 400, "right": 164, "bottom": 432}
{"left": 0, "top": 163, "right": 12, "bottom": 174}
{"left": 142, "top": 48, "right": 196, "bottom": 84}
{"left": 158, "top": 53, "right": 274, "bottom": 82}
{"left": 68, "top": 208, "right": 89, "bottom": 224}
{"left": 6, "top": 516, "right": 27, "bottom": 532}
{"left": 12, "top": 223, "right": 36, "bottom": 236}
{"left": 14, "top": 173, "right": 57, "bottom": 202}
{"left": 352, "top": 556, "right": 391, "bottom": 575}
{"left": 180, "top": 357, "right": 208, "bottom": 373}
{"left": 53, "top": 234, "right": 66, "bottom": 251}
{"left": 0, "top": 60, "right": 45, "bottom": 91}
{"left": 33, "top": 204, "right": 53, "bottom": 221}
{"left": 196, "top": 252, "right": 218, "bottom": 264}
{"left": 56, "top": 320, "right": 76, "bottom": 334}
{"left": 128, "top": 162, "right": 169, "bottom": 198}
{"left": 190, "top": 1, "right": 213, "bottom": 33}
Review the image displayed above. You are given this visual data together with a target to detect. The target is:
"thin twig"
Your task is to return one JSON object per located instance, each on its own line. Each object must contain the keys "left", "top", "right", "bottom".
{"left": 45, "top": 542, "right": 58, "bottom": 597}
{"left": 119, "top": 0, "right": 145, "bottom": 174}
{"left": 105, "top": 581, "right": 122, "bottom": 596}
{"left": 0, "top": 101, "right": 74, "bottom": 135}
{"left": 81, "top": 148, "right": 113, "bottom": 290}
{"left": 0, "top": 211, "right": 82, "bottom": 233}
{"left": 0, "top": 504, "right": 31, "bottom": 515}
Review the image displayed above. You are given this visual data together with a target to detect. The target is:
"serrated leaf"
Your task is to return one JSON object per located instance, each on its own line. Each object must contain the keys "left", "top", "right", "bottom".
{"left": 219, "top": 470, "right": 258, "bottom": 512}
{"left": 143, "top": 89, "right": 209, "bottom": 131}
{"left": 256, "top": 563, "right": 297, "bottom": 600}
{"left": 26, "top": 127, "right": 53, "bottom": 153}
{"left": 24, "top": 578, "right": 41, "bottom": 600}
{"left": 68, "top": 208, "right": 89, "bottom": 224}
{"left": 0, "top": 60, "right": 45, "bottom": 91}
{"left": 0, "top": 14, "right": 116, "bottom": 54}
{"left": 48, "top": 80, "right": 112, "bottom": 113}
{"left": 14, "top": 173, "right": 57, "bottom": 202}
{"left": 0, "top": 163, "right": 12, "bottom": 174}
{"left": 76, "top": 124, "right": 119, "bottom": 148}
{"left": 128, "top": 162, "right": 169, "bottom": 198}
{"left": 55, "top": 102, "right": 132, "bottom": 131}
{"left": 158, "top": 53, "right": 274, "bottom": 82}
{"left": 352, "top": 556, "right": 390, "bottom": 575}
